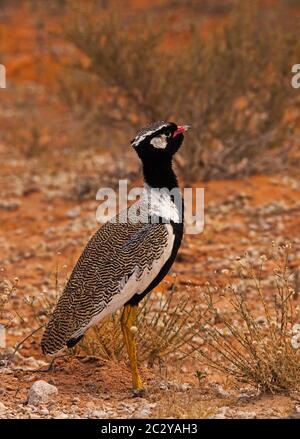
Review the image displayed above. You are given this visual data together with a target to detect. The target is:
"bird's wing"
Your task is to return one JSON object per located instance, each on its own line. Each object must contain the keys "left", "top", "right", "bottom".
{"left": 41, "top": 219, "right": 174, "bottom": 354}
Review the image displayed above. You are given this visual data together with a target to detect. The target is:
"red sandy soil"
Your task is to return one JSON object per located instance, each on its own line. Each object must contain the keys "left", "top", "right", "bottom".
{"left": 1, "top": 0, "right": 300, "bottom": 419}
{"left": 1, "top": 154, "right": 300, "bottom": 418}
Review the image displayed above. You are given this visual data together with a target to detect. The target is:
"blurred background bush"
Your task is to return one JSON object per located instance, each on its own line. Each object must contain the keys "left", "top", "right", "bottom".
{"left": 1, "top": 0, "right": 300, "bottom": 181}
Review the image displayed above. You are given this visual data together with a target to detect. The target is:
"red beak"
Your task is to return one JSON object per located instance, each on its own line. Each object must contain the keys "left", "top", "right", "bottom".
{"left": 172, "top": 125, "right": 190, "bottom": 138}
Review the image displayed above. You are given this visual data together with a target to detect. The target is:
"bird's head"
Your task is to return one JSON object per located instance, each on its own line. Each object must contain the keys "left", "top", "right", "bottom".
{"left": 131, "top": 121, "right": 190, "bottom": 161}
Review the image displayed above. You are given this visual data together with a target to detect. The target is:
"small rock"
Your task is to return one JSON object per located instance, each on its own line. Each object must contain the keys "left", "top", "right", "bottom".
{"left": 234, "top": 410, "right": 257, "bottom": 419}
{"left": 26, "top": 356, "right": 48, "bottom": 369}
{"left": 72, "top": 414, "right": 82, "bottom": 419}
{"left": 289, "top": 412, "right": 300, "bottom": 419}
{"left": 66, "top": 206, "right": 81, "bottom": 219}
{"left": 0, "top": 200, "right": 21, "bottom": 211}
{"left": 29, "top": 413, "right": 40, "bottom": 419}
{"left": 178, "top": 383, "right": 191, "bottom": 392}
{"left": 28, "top": 380, "right": 58, "bottom": 406}
{"left": 0, "top": 401, "right": 7, "bottom": 415}
{"left": 54, "top": 413, "right": 69, "bottom": 419}
{"left": 136, "top": 409, "right": 151, "bottom": 418}
{"left": 0, "top": 368, "right": 13, "bottom": 375}
{"left": 210, "top": 406, "right": 230, "bottom": 419}
{"left": 210, "top": 383, "right": 230, "bottom": 398}
{"left": 88, "top": 409, "right": 107, "bottom": 419}
{"left": 118, "top": 402, "right": 134, "bottom": 413}
{"left": 86, "top": 401, "right": 95, "bottom": 409}
{"left": 0, "top": 347, "right": 14, "bottom": 360}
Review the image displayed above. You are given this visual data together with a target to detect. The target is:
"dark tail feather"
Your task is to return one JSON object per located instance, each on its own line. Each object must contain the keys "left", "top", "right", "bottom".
{"left": 66, "top": 334, "right": 84, "bottom": 348}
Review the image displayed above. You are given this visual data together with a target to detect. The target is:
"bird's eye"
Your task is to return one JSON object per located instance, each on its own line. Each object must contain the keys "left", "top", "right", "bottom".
{"left": 166, "top": 131, "right": 171, "bottom": 138}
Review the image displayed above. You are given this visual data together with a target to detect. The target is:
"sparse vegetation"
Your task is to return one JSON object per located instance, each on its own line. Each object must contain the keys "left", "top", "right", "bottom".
{"left": 59, "top": 0, "right": 300, "bottom": 180}
{"left": 0, "top": 277, "right": 18, "bottom": 329}
{"left": 22, "top": 243, "right": 300, "bottom": 395}
{"left": 2, "top": 0, "right": 300, "bottom": 420}
{"left": 193, "top": 244, "right": 300, "bottom": 393}
{"left": 80, "top": 283, "right": 198, "bottom": 366}
{"left": 22, "top": 272, "right": 198, "bottom": 368}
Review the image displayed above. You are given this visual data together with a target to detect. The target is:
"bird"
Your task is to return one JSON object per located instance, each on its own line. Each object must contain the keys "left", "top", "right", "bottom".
{"left": 41, "top": 121, "right": 190, "bottom": 395}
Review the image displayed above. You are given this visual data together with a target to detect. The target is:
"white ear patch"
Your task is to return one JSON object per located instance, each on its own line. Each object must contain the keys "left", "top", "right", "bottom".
{"left": 150, "top": 135, "right": 167, "bottom": 149}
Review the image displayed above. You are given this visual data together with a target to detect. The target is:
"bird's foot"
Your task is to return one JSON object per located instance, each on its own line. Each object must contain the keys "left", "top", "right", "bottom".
{"left": 132, "top": 387, "right": 146, "bottom": 397}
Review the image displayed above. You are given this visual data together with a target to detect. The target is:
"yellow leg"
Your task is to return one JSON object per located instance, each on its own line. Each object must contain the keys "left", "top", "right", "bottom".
{"left": 121, "top": 304, "right": 144, "bottom": 395}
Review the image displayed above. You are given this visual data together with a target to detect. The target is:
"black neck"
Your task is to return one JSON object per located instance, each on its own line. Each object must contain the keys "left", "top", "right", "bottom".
{"left": 142, "top": 156, "right": 178, "bottom": 191}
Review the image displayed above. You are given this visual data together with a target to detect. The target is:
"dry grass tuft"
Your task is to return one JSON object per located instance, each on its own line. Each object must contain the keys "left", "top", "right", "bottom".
{"left": 18, "top": 271, "right": 198, "bottom": 367}
{"left": 10, "top": 244, "right": 300, "bottom": 396}
{"left": 80, "top": 280, "right": 198, "bottom": 367}
{"left": 150, "top": 387, "right": 225, "bottom": 419}
{"left": 193, "top": 244, "right": 300, "bottom": 393}
{"left": 0, "top": 277, "right": 19, "bottom": 328}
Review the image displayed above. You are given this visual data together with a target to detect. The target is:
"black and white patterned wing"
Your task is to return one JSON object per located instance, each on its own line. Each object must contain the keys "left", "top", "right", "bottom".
{"left": 41, "top": 220, "right": 174, "bottom": 354}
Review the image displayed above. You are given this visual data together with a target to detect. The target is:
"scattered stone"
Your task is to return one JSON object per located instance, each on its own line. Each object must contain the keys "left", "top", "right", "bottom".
{"left": 234, "top": 410, "right": 257, "bottom": 419}
{"left": 178, "top": 383, "right": 191, "bottom": 392}
{"left": 28, "top": 380, "right": 58, "bottom": 406}
{"left": 87, "top": 409, "right": 107, "bottom": 419}
{"left": 210, "top": 406, "right": 230, "bottom": 419}
{"left": 54, "top": 413, "right": 69, "bottom": 419}
{"left": 135, "top": 409, "right": 151, "bottom": 418}
{"left": 210, "top": 383, "right": 230, "bottom": 398}
{"left": 0, "top": 200, "right": 21, "bottom": 211}
{"left": 0, "top": 402, "right": 7, "bottom": 415}
{"left": 17, "top": 355, "right": 48, "bottom": 370}
{"left": 29, "top": 413, "right": 41, "bottom": 419}
{"left": 66, "top": 206, "right": 81, "bottom": 219}
{"left": 86, "top": 401, "right": 95, "bottom": 409}
{"left": 0, "top": 368, "right": 13, "bottom": 375}
{"left": 134, "top": 404, "right": 157, "bottom": 418}
{"left": 289, "top": 412, "right": 300, "bottom": 419}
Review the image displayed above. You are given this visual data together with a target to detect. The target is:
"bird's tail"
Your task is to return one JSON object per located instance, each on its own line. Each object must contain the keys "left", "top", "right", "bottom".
{"left": 41, "top": 315, "right": 72, "bottom": 354}
{"left": 41, "top": 320, "right": 84, "bottom": 354}
{"left": 41, "top": 293, "right": 81, "bottom": 354}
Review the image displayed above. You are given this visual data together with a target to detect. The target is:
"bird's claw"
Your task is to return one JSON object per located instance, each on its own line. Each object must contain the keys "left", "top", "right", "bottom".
{"left": 132, "top": 387, "right": 146, "bottom": 397}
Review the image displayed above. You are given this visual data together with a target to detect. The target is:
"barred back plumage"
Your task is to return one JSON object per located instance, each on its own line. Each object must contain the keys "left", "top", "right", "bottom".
{"left": 41, "top": 214, "right": 172, "bottom": 354}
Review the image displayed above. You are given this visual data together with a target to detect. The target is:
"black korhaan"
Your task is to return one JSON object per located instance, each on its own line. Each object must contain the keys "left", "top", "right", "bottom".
{"left": 41, "top": 121, "right": 190, "bottom": 394}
